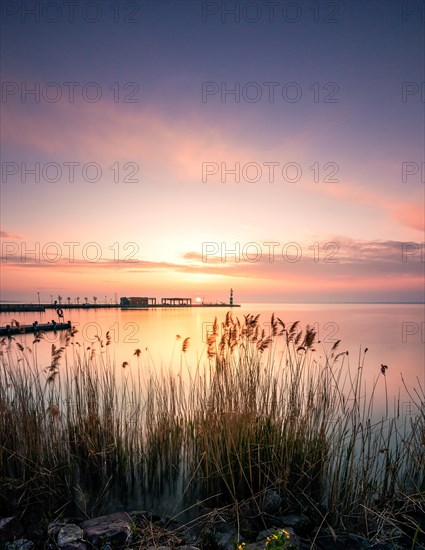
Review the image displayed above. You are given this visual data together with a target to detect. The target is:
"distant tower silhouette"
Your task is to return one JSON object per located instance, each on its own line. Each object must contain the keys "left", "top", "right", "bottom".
{"left": 230, "top": 288, "right": 233, "bottom": 306}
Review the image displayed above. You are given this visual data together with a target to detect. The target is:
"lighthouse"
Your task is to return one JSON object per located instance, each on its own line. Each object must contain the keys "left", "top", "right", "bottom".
{"left": 230, "top": 288, "right": 233, "bottom": 306}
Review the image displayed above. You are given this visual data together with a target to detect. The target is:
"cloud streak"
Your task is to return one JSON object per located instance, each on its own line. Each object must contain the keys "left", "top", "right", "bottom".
{"left": 0, "top": 231, "right": 23, "bottom": 239}
{"left": 3, "top": 97, "right": 422, "bottom": 237}
{"left": 2, "top": 237, "right": 423, "bottom": 283}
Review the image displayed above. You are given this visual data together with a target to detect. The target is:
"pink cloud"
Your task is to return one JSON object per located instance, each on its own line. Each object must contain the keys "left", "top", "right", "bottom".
{"left": 1, "top": 102, "right": 259, "bottom": 180}
{"left": 389, "top": 202, "right": 424, "bottom": 232}
{"left": 307, "top": 182, "right": 423, "bottom": 234}
{"left": 0, "top": 231, "right": 23, "bottom": 239}
{"left": 2, "top": 237, "right": 421, "bottom": 284}
{"left": 2, "top": 101, "right": 422, "bottom": 235}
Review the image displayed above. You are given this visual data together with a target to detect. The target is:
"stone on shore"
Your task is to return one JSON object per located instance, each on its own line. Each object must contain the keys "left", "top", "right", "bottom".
{"left": 80, "top": 512, "right": 132, "bottom": 547}
{"left": 0, "top": 517, "right": 24, "bottom": 542}
{"left": 5, "top": 540, "right": 34, "bottom": 550}
{"left": 57, "top": 523, "right": 86, "bottom": 549}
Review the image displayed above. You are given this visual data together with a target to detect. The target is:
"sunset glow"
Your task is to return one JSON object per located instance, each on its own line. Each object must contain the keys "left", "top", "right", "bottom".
{"left": 0, "top": 1, "right": 424, "bottom": 303}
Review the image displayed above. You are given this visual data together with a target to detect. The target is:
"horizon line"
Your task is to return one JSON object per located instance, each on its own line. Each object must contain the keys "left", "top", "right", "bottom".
{"left": 1, "top": 300, "right": 424, "bottom": 305}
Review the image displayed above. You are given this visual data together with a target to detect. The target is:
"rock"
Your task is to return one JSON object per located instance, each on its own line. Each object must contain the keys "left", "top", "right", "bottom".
{"left": 57, "top": 524, "right": 85, "bottom": 549}
{"left": 5, "top": 540, "right": 34, "bottom": 550}
{"left": 47, "top": 521, "right": 67, "bottom": 539}
{"left": 178, "top": 546, "right": 201, "bottom": 550}
{"left": 262, "top": 490, "right": 282, "bottom": 515}
{"left": 278, "top": 514, "right": 313, "bottom": 535}
{"left": 0, "top": 517, "right": 23, "bottom": 542}
{"left": 216, "top": 526, "right": 239, "bottom": 550}
{"left": 81, "top": 512, "right": 132, "bottom": 547}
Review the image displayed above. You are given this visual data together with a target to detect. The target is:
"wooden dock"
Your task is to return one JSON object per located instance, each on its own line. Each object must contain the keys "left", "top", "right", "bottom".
{"left": 0, "top": 304, "right": 119, "bottom": 313}
{"left": 0, "top": 320, "right": 72, "bottom": 337}
{"left": 0, "top": 304, "right": 46, "bottom": 312}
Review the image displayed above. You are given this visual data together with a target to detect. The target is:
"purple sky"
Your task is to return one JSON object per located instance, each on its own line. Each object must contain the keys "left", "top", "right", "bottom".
{"left": 1, "top": 0, "right": 424, "bottom": 303}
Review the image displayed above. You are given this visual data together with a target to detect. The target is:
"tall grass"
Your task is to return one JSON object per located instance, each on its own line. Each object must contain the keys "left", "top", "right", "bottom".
{"left": 0, "top": 313, "right": 423, "bottom": 532}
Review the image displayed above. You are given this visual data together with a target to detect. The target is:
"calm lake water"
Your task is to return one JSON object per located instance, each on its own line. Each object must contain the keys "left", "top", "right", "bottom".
{"left": 1, "top": 302, "right": 424, "bottom": 416}
{"left": 1, "top": 302, "right": 424, "bottom": 515}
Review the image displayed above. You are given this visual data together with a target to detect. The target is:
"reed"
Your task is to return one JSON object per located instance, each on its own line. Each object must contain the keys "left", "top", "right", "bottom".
{"left": 0, "top": 313, "right": 423, "bottom": 535}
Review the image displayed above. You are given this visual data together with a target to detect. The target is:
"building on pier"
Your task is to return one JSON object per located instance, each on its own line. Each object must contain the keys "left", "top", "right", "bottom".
{"left": 120, "top": 297, "right": 157, "bottom": 307}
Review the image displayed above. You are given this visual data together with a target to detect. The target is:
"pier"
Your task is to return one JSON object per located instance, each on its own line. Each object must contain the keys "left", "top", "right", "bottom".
{"left": 0, "top": 320, "right": 72, "bottom": 337}
{"left": 120, "top": 295, "right": 240, "bottom": 309}
{"left": 0, "top": 302, "right": 240, "bottom": 313}
{"left": 0, "top": 304, "right": 46, "bottom": 312}
{"left": 1, "top": 291, "right": 241, "bottom": 314}
{"left": 120, "top": 302, "right": 240, "bottom": 309}
{"left": 0, "top": 303, "right": 119, "bottom": 313}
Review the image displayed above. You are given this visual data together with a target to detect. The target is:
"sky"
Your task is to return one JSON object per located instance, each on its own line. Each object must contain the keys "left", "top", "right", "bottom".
{"left": 1, "top": 0, "right": 424, "bottom": 303}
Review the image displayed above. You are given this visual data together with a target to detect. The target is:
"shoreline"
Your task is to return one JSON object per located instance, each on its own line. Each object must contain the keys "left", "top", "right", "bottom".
{"left": 0, "top": 303, "right": 241, "bottom": 313}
